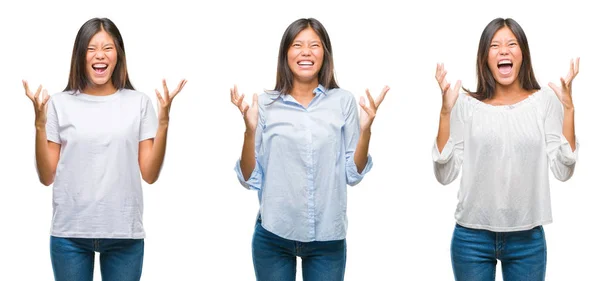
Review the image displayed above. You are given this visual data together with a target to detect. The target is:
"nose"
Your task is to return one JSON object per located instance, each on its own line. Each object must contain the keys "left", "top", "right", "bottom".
{"left": 300, "top": 46, "right": 311, "bottom": 56}
{"left": 94, "top": 50, "right": 106, "bottom": 59}
{"left": 499, "top": 45, "right": 509, "bottom": 55}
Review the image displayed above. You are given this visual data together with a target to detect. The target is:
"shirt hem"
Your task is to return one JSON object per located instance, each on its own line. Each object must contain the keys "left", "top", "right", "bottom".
{"left": 51, "top": 231, "right": 146, "bottom": 239}
{"left": 456, "top": 219, "right": 552, "bottom": 232}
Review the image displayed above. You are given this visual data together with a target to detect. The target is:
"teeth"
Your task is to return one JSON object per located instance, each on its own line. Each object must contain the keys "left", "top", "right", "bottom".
{"left": 298, "top": 61, "right": 313, "bottom": 65}
{"left": 93, "top": 64, "right": 107, "bottom": 68}
{"left": 498, "top": 60, "right": 512, "bottom": 65}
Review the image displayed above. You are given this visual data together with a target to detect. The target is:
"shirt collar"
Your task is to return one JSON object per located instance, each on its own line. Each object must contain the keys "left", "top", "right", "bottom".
{"left": 280, "top": 84, "right": 327, "bottom": 102}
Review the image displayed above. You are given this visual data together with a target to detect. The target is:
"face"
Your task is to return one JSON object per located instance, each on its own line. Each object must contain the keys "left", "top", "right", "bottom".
{"left": 487, "top": 26, "right": 523, "bottom": 86}
{"left": 287, "top": 27, "right": 324, "bottom": 83}
{"left": 85, "top": 29, "right": 117, "bottom": 89}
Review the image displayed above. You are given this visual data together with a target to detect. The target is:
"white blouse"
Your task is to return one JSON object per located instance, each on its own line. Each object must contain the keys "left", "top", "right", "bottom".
{"left": 432, "top": 87, "right": 578, "bottom": 232}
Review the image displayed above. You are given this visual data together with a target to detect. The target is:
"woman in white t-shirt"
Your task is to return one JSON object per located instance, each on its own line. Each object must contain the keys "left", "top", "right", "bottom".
{"left": 23, "top": 17, "right": 186, "bottom": 281}
{"left": 433, "top": 18, "right": 578, "bottom": 281}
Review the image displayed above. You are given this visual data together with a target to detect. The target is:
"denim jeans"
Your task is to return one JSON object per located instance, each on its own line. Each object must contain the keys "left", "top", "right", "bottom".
{"left": 50, "top": 236, "right": 144, "bottom": 281}
{"left": 252, "top": 217, "right": 346, "bottom": 281}
{"left": 451, "top": 224, "right": 547, "bottom": 281}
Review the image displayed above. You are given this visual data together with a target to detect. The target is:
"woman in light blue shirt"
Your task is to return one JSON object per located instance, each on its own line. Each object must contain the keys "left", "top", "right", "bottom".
{"left": 231, "top": 18, "right": 388, "bottom": 281}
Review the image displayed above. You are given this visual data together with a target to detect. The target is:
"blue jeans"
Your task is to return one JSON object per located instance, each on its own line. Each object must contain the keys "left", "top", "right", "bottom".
{"left": 252, "top": 218, "right": 346, "bottom": 281}
{"left": 50, "top": 236, "right": 144, "bottom": 281}
{"left": 451, "top": 224, "right": 547, "bottom": 281}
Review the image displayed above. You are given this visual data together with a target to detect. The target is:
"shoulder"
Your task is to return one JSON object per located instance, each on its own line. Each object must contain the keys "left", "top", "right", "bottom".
{"left": 120, "top": 89, "right": 150, "bottom": 99}
{"left": 530, "top": 86, "right": 559, "bottom": 107}
{"left": 327, "top": 87, "right": 354, "bottom": 99}
{"left": 48, "top": 90, "right": 76, "bottom": 102}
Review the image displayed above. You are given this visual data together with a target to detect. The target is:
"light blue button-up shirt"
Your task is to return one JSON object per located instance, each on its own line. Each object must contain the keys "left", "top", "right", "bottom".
{"left": 235, "top": 85, "right": 373, "bottom": 242}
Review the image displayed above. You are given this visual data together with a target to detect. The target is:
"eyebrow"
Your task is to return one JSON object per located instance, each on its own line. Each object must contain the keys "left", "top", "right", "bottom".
{"left": 293, "top": 40, "right": 321, "bottom": 44}
{"left": 491, "top": 38, "right": 517, "bottom": 43}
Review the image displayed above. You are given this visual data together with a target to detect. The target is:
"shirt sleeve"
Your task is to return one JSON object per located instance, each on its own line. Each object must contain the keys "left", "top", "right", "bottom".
{"left": 343, "top": 93, "right": 373, "bottom": 186}
{"left": 234, "top": 99, "right": 265, "bottom": 190}
{"left": 140, "top": 94, "right": 158, "bottom": 141}
{"left": 45, "top": 96, "right": 61, "bottom": 144}
{"left": 544, "top": 91, "right": 578, "bottom": 181}
{"left": 432, "top": 94, "right": 465, "bottom": 185}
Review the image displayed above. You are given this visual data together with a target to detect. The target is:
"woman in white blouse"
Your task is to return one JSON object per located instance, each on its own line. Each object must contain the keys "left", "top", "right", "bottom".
{"left": 433, "top": 18, "right": 578, "bottom": 281}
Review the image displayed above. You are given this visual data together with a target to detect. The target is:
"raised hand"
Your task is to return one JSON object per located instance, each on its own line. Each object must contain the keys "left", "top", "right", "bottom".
{"left": 155, "top": 79, "right": 187, "bottom": 124}
{"left": 359, "top": 86, "right": 389, "bottom": 131}
{"left": 549, "top": 58, "right": 579, "bottom": 110}
{"left": 436, "top": 63, "right": 462, "bottom": 114}
{"left": 230, "top": 85, "right": 258, "bottom": 132}
{"left": 23, "top": 80, "right": 50, "bottom": 128}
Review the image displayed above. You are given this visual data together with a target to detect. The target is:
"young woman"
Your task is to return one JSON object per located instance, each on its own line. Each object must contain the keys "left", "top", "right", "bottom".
{"left": 433, "top": 18, "right": 579, "bottom": 281}
{"left": 230, "top": 18, "right": 388, "bottom": 281}
{"left": 23, "top": 17, "right": 186, "bottom": 281}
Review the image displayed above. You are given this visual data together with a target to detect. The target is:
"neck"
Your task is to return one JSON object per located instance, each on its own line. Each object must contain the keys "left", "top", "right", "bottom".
{"left": 84, "top": 82, "right": 118, "bottom": 96}
{"left": 493, "top": 81, "right": 528, "bottom": 99}
{"left": 290, "top": 79, "right": 319, "bottom": 97}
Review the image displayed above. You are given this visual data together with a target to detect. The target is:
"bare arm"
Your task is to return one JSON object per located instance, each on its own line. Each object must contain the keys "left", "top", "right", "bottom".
{"left": 549, "top": 58, "right": 579, "bottom": 152}
{"left": 23, "top": 80, "right": 60, "bottom": 186}
{"left": 139, "top": 79, "right": 187, "bottom": 184}
{"left": 435, "top": 63, "right": 462, "bottom": 153}
{"left": 230, "top": 85, "right": 259, "bottom": 181}
{"left": 355, "top": 86, "right": 389, "bottom": 173}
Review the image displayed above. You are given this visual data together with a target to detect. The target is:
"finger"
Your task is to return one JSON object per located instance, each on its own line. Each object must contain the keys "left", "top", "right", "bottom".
{"left": 438, "top": 70, "right": 448, "bottom": 84}
{"left": 442, "top": 83, "right": 450, "bottom": 94}
{"left": 365, "top": 89, "right": 376, "bottom": 108}
{"left": 22, "top": 80, "right": 34, "bottom": 100}
{"left": 359, "top": 100, "right": 374, "bottom": 116}
{"left": 251, "top": 93, "right": 258, "bottom": 108}
{"left": 41, "top": 89, "right": 50, "bottom": 106}
{"left": 436, "top": 63, "right": 441, "bottom": 78}
{"left": 162, "top": 79, "right": 169, "bottom": 98}
{"left": 171, "top": 79, "right": 187, "bottom": 98}
{"left": 33, "top": 85, "right": 43, "bottom": 103}
{"left": 230, "top": 87, "right": 236, "bottom": 104}
{"left": 375, "top": 85, "right": 390, "bottom": 107}
{"left": 155, "top": 89, "right": 165, "bottom": 105}
{"left": 548, "top": 82, "right": 560, "bottom": 96}
{"left": 560, "top": 77, "right": 568, "bottom": 90}
{"left": 453, "top": 80, "right": 462, "bottom": 94}
{"left": 574, "top": 57, "right": 580, "bottom": 76}
{"left": 236, "top": 93, "right": 245, "bottom": 110}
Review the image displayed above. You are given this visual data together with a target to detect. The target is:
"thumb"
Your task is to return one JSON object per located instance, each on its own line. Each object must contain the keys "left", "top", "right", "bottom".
{"left": 548, "top": 82, "right": 560, "bottom": 95}
{"left": 252, "top": 93, "right": 258, "bottom": 108}
{"left": 454, "top": 80, "right": 462, "bottom": 93}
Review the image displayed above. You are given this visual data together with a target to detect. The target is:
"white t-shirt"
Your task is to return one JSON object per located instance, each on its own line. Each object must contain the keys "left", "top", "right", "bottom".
{"left": 46, "top": 89, "right": 158, "bottom": 239}
{"left": 432, "top": 87, "right": 578, "bottom": 232}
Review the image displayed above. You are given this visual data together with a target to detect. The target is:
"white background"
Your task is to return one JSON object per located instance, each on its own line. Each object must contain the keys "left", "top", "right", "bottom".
{"left": 1, "top": 0, "right": 598, "bottom": 280}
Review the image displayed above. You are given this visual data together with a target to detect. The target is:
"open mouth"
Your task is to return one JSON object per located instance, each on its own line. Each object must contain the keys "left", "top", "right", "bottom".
{"left": 497, "top": 60, "right": 513, "bottom": 75}
{"left": 92, "top": 63, "right": 108, "bottom": 74}
{"left": 298, "top": 60, "right": 314, "bottom": 67}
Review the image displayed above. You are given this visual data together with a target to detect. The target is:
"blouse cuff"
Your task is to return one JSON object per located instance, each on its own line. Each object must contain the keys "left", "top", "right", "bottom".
{"left": 234, "top": 159, "right": 262, "bottom": 190}
{"left": 346, "top": 154, "right": 373, "bottom": 185}
{"left": 432, "top": 137, "right": 454, "bottom": 164}
{"left": 557, "top": 135, "right": 579, "bottom": 166}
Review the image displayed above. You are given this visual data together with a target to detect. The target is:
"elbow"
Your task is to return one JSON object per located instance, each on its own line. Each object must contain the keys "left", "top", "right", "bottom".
{"left": 434, "top": 172, "right": 456, "bottom": 186}
{"left": 38, "top": 174, "right": 55, "bottom": 186}
{"left": 36, "top": 168, "right": 56, "bottom": 186}
{"left": 143, "top": 175, "right": 158, "bottom": 185}
{"left": 555, "top": 172, "right": 574, "bottom": 182}
{"left": 40, "top": 178, "right": 54, "bottom": 186}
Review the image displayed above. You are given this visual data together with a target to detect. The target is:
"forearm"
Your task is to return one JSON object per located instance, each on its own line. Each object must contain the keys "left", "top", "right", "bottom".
{"left": 240, "top": 131, "right": 256, "bottom": 181}
{"left": 142, "top": 124, "right": 169, "bottom": 184}
{"left": 35, "top": 127, "right": 54, "bottom": 186}
{"left": 563, "top": 108, "right": 576, "bottom": 151}
{"left": 436, "top": 111, "right": 451, "bottom": 152}
{"left": 354, "top": 129, "right": 371, "bottom": 174}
